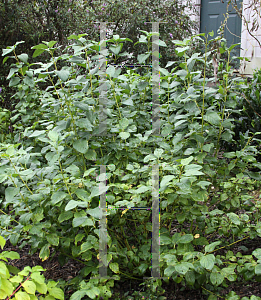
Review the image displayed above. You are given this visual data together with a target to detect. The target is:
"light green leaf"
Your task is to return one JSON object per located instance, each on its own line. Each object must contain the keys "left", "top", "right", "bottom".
{"left": 160, "top": 235, "right": 172, "bottom": 245}
{"left": 73, "top": 139, "right": 89, "bottom": 154}
{"left": 255, "top": 264, "right": 261, "bottom": 275}
{"left": 49, "top": 287, "right": 64, "bottom": 300}
{"left": 109, "top": 262, "right": 119, "bottom": 273}
{"left": 46, "top": 234, "right": 59, "bottom": 246}
{"left": 48, "top": 130, "right": 59, "bottom": 142}
{"left": 119, "top": 118, "right": 129, "bottom": 130}
{"left": 5, "top": 187, "right": 20, "bottom": 202}
{"left": 160, "top": 175, "right": 175, "bottom": 188}
{"left": 119, "top": 132, "right": 130, "bottom": 139}
{"left": 203, "top": 111, "right": 221, "bottom": 126}
{"left": 175, "top": 262, "right": 192, "bottom": 275}
{"left": 22, "top": 280, "right": 36, "bottom": 294}
{"left": 106, "top": 66, "right": 115, "bottom": 77}
{"left": 13, "top": 291, "right": 30, "bottom": 300}
{"left": 137, "top": 53, "right": 150, "bottom": 64}
{"left": 179, "top": 234, "right": 193, "bottom": 244}
{"left": 205, "top": 241, "right": 222, "bottom": 253}
{"left": 210, "top": 271, "right": 224, "bottom": 286}
{"left": 18, "top": 53, "right": 28, "bottom": 63}
{"left": 75, "top": 189, "right": 90, "bottom": 202}
{"left": 227, "top": 213, "right": 240, "bottom": 225}
{"left": 180, "top": 156, "right": 193, "bottom": 166}
{"left": 50, "top": 191, "right": 67, "bottom": 205}
{"left": 65, "top": 200, "right": 86, "bottom": 211}
{"left": 154, "top": 148, "right": 164, "bottom": 158}
{"left": 9, "top": 77, "right": 20, "bottom": 87}
{"left": 39, "top": 244, "right": 50, "bottom": 261}
{"left": 0, "top": 236, "right": 6, "bottom": 249}
{"left": 55, "top": 70, "right": 70, "bottom": 82}
{"left": 135, "top": 186, "right": 150, "bottom": 194}
{"left": 58, "top": 211, "right": 73, "bottom": 223}
{"left": 200, "top": 254, "right": 215, "bottom": 270}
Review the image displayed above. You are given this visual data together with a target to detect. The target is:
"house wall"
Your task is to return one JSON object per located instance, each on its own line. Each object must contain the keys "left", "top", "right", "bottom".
{"left": 183, "top": 0, "right": 261, "bottom": 75}
{"left": 239, "top": 0, "right": 261, "bottom": 75}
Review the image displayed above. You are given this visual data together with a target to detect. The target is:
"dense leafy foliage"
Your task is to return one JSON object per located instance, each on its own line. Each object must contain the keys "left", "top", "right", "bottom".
{"left": 0, "top": 0, "right": 198, "bottom": 110}
{"left": 1, "top": 31, "right": 261, "bottom": 299}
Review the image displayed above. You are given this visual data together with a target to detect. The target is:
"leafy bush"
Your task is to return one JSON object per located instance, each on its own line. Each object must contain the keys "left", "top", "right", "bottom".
{"left": 224, "top": 68, "right": 261, "bottom": 164}
{"left": 0, "top": 31, "right": 261, "bottom": 300}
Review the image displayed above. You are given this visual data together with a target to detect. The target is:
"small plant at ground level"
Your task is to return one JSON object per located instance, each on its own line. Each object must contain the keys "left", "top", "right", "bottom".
{"left": 0, "top": 236, "right": 64, "bottom": 300}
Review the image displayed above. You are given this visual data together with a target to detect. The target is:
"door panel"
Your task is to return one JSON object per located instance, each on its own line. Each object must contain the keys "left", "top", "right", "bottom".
{"left": 200, "top": 0, "right": 242, "bottom": 57}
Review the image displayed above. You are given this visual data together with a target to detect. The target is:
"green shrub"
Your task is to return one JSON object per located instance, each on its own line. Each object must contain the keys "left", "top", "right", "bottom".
{"left": 0, "top": 31, "right": 261, "bottom": 300}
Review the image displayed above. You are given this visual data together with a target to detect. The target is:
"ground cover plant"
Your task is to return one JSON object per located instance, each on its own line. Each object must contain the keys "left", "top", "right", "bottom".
{"left": 0, "top": 30, "right": 261, "bottom": 299}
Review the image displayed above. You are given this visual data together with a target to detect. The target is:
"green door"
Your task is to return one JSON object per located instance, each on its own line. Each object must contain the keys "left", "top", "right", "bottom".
{"left": 200, "top": 0, "right": 242, "bottom": 57}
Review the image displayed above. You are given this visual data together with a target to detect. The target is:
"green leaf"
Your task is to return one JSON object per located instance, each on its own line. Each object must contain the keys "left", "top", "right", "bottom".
{"left": 185, "top": 270, "right": 195, "bottom": 285}
{"left": 109, "top": 262, "right": 119, "bottom": 273}
{"left": 0, "top": 236, "right": 6, "bottom": 249}
{"left": 154, "top": 148, "right": 164, "bottom": 158}
{"left": 58, "top": 211, "right": 73, "bottom": 223}
{"left": 153, "top": 39, "right": 167, "bottom": 47}
{"left": 227, "top": 213, "right": 240, "bottom": 225}
{"left": 2, "top": 47, "right": 15, "bottom": 56}
{"left": 46, "top": 234, "right": 59, "bottom": 246}
{"left": 48, "top": 41, "right": 58, "bottom": 48}
{"left": 119, "top": 132, "right": 130, "bottom": 139}
{"left": 200, "top": 254, "right": 215, "bottom": 270}
{"left": 48, "top": 130, "right": 59, "bottom": 142}
{"left": 7, "top": 68, "right": 18, "bottom": 80}
{"left": 76, "top": 118, "right": 93, "bottom": 129}
{"left": 85, "top": 149, "right": 96, "bottom": 160}
{"left": 73, "top": 216, "right": 93, "bottom": 227}
{"left": 205, "top": 241, "right": 222, "bottom": 253}
{"left": 73, "top": 139, "right": 89, "bottom": 154}
{"left": 179, "top": 234, "right": 193, "bottom": 244}
{"left": 39, "top": 244, "right": 50, "bottom": 261}
{"left": 175, "top": 262, "right": 192, "bottom": 275}
{"left": 87, "top": 207, "right": 101, "bottom": 219}
{"left": 17, "top": 53, "right": 28, "bottom": 63}
{"left": 253, "top": 249, "right": 261, "bottom": 259}
{"left": 55, "top": 70, "right": 70, "bottom": 82}
{"left": 160, "top": 235, "right": 172, "bottom": 245}
{"left": 90, "top": 185, "right": 108, "bottom": 199}
{"left": 5, "top": 187, "right": 20, "bottom": 202}
{"left": 50, "top": 191, "right": 68, "bottom": 205}
{"left": 164, "top": 266, "right": 176, "bottom": 277}
{"left": 203, "top": 111, "right": 221, "bottom": 126}
{"left": 65, "top": 200, "right": 86, "bottom": 211}
{"left": 255, "top": 264, "right": 261, "bottom": 275}
{"left": 210, "top": 271, "right": 225, "bottom": 286}
{"left": 33, "top": 49, "right": 45, "bottom": 57}
{"left": 49, "top": 287, "right": 64, "bottom": 300}
{"left": 74, "top": 189, "right": 90, "bottom": 202}
{"left": 13, "top": 291, "right": 30, "bottom": 300}
{"left": 22, "top": 280, "right": 36, "bottom": 294}
{"left": 137, "top": 53, "right": 150, "bottom": 64}
{"left": 31, "top": 43, "right": 48, "bottom": 50}
{"left": 107, "top": 66, "right": 115, "bottom": 77}
{"left": 180, "top": 156, "right": 193, "bottom": 166}
{"left": 9, "top": 77, "right": 20, "bottom": 87}
{"left": 119, "top": 118, "right": 129, "bottom": 130}
{"left": 135, "top": 186, "right": 150, "bottom": 194}
{"left": 2, "top": 251, "right": 20, "bottom": 260}
{"left": 29, "top": 130, "right": 46, "bottom": 137}
{"left": 160, "top": 175, "right": 175, "bottom": 188}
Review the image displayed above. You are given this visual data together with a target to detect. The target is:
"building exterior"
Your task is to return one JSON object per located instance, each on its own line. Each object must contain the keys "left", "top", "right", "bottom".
{"left": 187, "top": 0, "right": 261, "bottom": 75}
